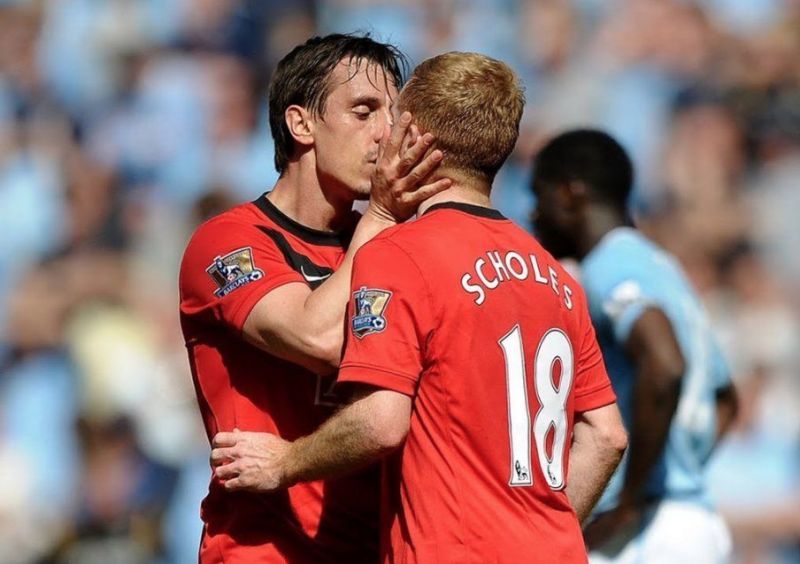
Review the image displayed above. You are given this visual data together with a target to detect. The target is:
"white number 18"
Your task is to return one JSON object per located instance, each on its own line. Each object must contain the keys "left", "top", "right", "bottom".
{"left": 499, "top": 325, "right": 574, "bottom": 489}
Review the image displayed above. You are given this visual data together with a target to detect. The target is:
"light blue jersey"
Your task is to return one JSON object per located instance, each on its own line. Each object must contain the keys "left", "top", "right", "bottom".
{"left": 582, "top": 228, "right": 731, "bottom": 513}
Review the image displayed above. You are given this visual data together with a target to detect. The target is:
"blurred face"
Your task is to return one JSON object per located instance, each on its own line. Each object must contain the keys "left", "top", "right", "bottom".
{"left": 531, "top": 177, "right": 578, "bottom": 259}
{"left": 312, "top": 58, "right": 398, "bottom": 199}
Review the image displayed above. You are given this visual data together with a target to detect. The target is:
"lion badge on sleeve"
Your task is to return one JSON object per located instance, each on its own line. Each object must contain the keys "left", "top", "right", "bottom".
{"left": 207, "top": 247, "right": 264, "bottom": 298}
{"left": 351, "top": 286, "right": 392, "bottom": 338}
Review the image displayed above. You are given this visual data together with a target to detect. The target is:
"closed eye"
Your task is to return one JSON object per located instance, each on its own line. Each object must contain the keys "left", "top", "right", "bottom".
{"left": 353, "top": 105, "right": 372, "bottom": 119}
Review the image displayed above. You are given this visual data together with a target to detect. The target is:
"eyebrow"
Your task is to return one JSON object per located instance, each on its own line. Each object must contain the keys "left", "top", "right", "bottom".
{"left": 350, "top": 95, "right": 383, "bottom": 107}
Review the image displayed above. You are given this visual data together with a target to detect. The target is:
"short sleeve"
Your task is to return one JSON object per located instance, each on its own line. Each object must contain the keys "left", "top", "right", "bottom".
{"left": 337, "top": 238, "right": 433, "bottom": 397}
{"left": 601, "top": 279, "right": 657, "bottom": 345}
{"left": 573, "top": 299, "right": 617, "bottom": 413}
{"left": 179, "top": 219, "right": 304, "bottom": 332}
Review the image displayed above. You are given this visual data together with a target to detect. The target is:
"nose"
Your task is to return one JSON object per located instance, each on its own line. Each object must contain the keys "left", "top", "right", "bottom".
{"left": 372, "top": 106, "right": 392, "bottom": 142}
{"left": 384, "top": 105, "right": 394, "bottom": 128}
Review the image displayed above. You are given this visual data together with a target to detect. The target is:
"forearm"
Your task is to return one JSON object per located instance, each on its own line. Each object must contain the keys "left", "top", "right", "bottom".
{"left": 618, "top": 310, "right": 684, "bottom": 506}
{"left": 211, "top": 389, "right": 411, "bottom": 492}
{"left": 300, "top": 209, "right": 397, "bottom": 346}
{"left": 567, "top": 420, "right": 626, "bottom": 523}
{"left": 285, "top": 389, "right": 400, "bottom": 483}
{"left": 619, "top": 376, "right": 679, "bottom": 505}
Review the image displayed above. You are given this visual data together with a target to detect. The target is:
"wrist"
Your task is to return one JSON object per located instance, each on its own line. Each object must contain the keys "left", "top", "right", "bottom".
{"left": 281, "top": 439, "right": 303, "bottom": 487}
{"left": 364, "top": 202, "right": 401, "bottom": 227}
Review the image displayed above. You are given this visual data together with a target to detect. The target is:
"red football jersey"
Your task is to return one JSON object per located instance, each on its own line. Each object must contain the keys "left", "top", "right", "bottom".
{"left": 338, "top": 202, "right": 616, "bottom": 564}
{"left": 179, "top": 194, "right": 379, "bottom": 563}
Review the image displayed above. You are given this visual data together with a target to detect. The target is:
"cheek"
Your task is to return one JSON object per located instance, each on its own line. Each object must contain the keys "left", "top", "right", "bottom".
{"left": 316, "top": 119, "right": 376, "bottom": 172}
{"left": 316, "top": 139, "right": 368, "bottom": 180}
{"left": 537, "top": 209, "right": 569, "bottom": 240}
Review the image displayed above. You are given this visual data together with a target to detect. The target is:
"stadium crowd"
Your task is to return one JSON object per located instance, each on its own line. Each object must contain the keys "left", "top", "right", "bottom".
{"left": 0, "top": 0, "right": 798, "bottom": 562}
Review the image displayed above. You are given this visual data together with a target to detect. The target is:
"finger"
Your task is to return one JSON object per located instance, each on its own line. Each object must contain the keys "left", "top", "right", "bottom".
{"left": 375, "top": 122, "right": 391, "bottom": 163}
{"left": 402, "top": 147, "right": 444, "bottom": 186}
{"left": 401, "top": 124, "right": 420, "bottom": 156}
{"left": 397, "top": 133, "right": 435, "bottom": 177}
{"left": 215, "top": 461, "right": 240, "bottom": 480}
{"left": 210, "top": 447, "right": 234, "bottom": 466}
{"left": 212, "top": 432, "right": 238, "bottom": 448}
{"left": 409, "top": 124, "right": 420, "bottom": 148}
{"left": 223, "top": 476, "right": 247, "bottom": 491}
{"left": 383, "top": 111, "right": 412, "bottom": 161}
{"left": 404, "top": 177, "right": 452, "bottom": 204}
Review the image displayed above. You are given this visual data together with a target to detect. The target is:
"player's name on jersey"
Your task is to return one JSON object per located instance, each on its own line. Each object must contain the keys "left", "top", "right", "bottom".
{"left": 460, "top": 250, "right": 574, "bottom": 309}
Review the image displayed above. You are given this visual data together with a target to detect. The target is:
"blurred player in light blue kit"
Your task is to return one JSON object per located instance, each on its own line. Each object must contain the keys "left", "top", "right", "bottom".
{"left": 531, "top": 129, "right": 738, "bottom": 563}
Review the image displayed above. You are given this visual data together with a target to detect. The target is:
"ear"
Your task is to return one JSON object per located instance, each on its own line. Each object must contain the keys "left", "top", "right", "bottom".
{"left": 285, "top": 105, "right": 314, "bottom": 147}
{"left": 562, "top": 180, "right": 588, "bottom": 213}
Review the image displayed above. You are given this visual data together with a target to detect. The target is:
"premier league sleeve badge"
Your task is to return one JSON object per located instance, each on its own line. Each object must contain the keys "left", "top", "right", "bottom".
{"left": 351, "top": 286, "right": 392, "bottom": 338}
{"left": 206, "top": 247, "right": 264, "bottom": 298}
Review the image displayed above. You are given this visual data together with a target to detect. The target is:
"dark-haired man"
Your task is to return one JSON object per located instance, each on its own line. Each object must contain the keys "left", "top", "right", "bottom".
{"left": 179, "top": 34, "right": 449, "bottom": 563}
{"left": 530, "top": 129, "right": 737, "bottom": 563}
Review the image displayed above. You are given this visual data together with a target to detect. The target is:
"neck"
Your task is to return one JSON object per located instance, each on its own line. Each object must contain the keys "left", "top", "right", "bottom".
{"left": 576, "top": 205, "right": 627, "bottom": 260}
{"left": 417, "top": 170, "right": 492, "bottom": 216}
{"left": 267, "top": 156, "right": 356, "bottom": 233}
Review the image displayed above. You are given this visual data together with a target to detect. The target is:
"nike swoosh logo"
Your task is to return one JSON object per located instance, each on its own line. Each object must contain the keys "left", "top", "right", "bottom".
{"left": 255, "top": 226, "right": 335, "bottom": 289}
{"left": 301, "top": 266, "right": 332, "bottom": 283}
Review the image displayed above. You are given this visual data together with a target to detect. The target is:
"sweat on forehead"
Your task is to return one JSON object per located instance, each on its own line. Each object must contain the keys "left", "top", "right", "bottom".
{"left": 327, "top": 57, "right": 398, "bottom": 96}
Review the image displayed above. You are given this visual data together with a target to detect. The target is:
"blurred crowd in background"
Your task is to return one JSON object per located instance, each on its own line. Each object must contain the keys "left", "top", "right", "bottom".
{"left": 0, "top": 0, "right": 798, "bottom": 562}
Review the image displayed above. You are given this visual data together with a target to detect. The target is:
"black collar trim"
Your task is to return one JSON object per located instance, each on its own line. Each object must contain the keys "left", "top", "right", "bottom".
{"left": 252, "top": 193, "right": 348, "bottom": 247}
{"left": 422, "top": 202, "right": 506, "bottom": 220}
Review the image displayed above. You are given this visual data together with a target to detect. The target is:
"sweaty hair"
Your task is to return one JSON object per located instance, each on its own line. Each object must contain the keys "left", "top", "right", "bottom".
{"left": 533, "top": 129, "right": 634, "bottom": 208}
{"left": 399, "top": 52, "right": 525, "bottom": 182}
{"left": 268, "top": 33, "right": 407, "bottom": 174}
